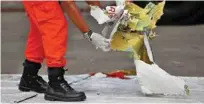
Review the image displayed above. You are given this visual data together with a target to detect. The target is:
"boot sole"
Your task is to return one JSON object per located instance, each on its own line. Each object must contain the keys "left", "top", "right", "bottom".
{"left": 44, "top": 94, "right": 86, "bottom": 102}
{"left": 19, "top": 86, "right": 31, "bottom": 92}
{"left": 19, "top": 86, "right": 46, "bottom": 93}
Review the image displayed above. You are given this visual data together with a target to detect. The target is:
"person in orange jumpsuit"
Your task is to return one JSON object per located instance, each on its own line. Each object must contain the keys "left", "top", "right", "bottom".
{"left": 18, "top": 1, "right": 110, "bottom": 102}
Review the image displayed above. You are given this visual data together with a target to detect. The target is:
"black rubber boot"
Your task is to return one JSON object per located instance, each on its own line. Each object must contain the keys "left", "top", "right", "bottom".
{"left": 18, "top": 60, "right": 48, "bottom": 93}
{"left": 44, "top": 68, "right": 86, "bottom": 102}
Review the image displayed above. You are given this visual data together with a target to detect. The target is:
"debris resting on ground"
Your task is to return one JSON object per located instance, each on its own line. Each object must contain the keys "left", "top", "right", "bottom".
{"left": 90, "top": 0, "right": 189, "bottom": 96}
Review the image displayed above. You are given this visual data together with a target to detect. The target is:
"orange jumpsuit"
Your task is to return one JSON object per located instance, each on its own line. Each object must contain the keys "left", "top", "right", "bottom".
{"left": 23, "top": 1, "right": 101, "bottom": 67}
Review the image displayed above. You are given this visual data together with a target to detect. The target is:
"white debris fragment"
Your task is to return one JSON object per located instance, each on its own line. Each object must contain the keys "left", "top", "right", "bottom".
{"left": 90, "top": 1, "right": 125, "bottom": 25}
{"left": 90, "top": 6, "right": 110, "bottom": 24}
{"left": 133, "top": 32, "right": 189, "bottom": 96}
{"left": 135, "top": 60, "right": 188, "bottom": 96}
{"left": 105, "top": 6, "right": 124, "bottom": 22}
{"left": 92, "top": 73, "right": 107, "bottom": 78}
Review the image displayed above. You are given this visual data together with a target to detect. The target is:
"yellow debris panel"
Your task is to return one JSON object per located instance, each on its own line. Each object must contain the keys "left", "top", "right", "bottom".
{"left": 110, "top": 1, "right": 165, "bottom": 63}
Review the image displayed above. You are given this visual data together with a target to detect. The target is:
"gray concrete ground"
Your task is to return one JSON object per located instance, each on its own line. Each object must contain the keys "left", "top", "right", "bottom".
{"left": 2, "top": 74, "right": 204, "bottom": 103}
{"left": 1, "top": 12, "right": 204, "bottom": 76}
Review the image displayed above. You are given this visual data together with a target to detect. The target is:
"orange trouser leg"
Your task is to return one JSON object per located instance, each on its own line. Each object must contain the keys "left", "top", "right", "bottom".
{"left": 25, "top": 16, "right": 45, "bottom": 63}
{"left": 23, "top": 1, "right": 68, "bottom": 67}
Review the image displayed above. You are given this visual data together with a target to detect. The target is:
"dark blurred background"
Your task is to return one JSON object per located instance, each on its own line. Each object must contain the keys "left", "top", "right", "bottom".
{"left": 1, "top": 1, "right": 204, "bottom": 77}
{"left": 134, "top": 1, "right": 204, "bottom": 25}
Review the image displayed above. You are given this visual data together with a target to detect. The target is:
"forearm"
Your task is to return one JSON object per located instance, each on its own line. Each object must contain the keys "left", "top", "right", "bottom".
{"left": 85, "top": 1, "right": 103, "bottom": 8}
{"left": 60, "top": 1, "right": 90, "bottom": 33}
